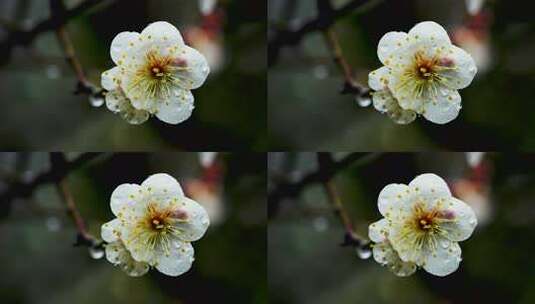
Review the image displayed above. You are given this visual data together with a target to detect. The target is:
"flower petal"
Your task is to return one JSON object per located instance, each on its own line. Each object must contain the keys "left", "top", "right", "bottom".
{"left": 378, "top": 183, "right": 411, "bottom": 218}
{"left": 155, "top": 241, "right": 194, "bottom": 276}
{"left": 368, "top": 219, "right": 389, "bottom": 243}
{"left": 368, "top": 67, "right": 391, "bottom": 91}
{"left": 105, "top": 241, "right": 150, "bottom": 277}
{"left": 140, "top": 21, "right": 184, "bottom": 46}
{"left": 372, "top": 241, "right": 417, "bottom": 277}
{"left": 111, "top": 32, "right": 140, "bottom": 65}
{"left": 408, "top": 173, "right": 451, "bottom": 203}
{"left": 377, "top": 31, "right": 408, "bottom": 65}
{"left": 172, "top": 46, "right": 210, "bottom": 90}
{"left": 101, "top": 67, "right": 121, "bottom": 91}
{"left": 170, "top": 197, "right": 210, "bottom": 242}
{"left": 408, "top": 21, "right": 451, "bottom": 46}
{"left": 101, "top": 219, "right": 122, "bottom": 243}
{"left": 141, "top": 173, "right": 184, "bottom": 203}
{"left": 440, "top": 45, "right": 477, "bottom": 90}
{"left": 372, "top": 90, "right": 417, "bottom": 124}
{"left": 110, "top": 183, "right": 144, "bottom": 218}
{"left": 422, "top": 89, "right": 461, "bottom": 124}
{"left": 106, "top": 90, "right": 150, "bottom": 125}
{"left": 155, "top": 89, "right": 194, "bottom": 125}
{"left": 440, "top": 197, "right": 477, "bottom": 241}
{"left": 423, "top": 240, "right": 462, "bottom": 276}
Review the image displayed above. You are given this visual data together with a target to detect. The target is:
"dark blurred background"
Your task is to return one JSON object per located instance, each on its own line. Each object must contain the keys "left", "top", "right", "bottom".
{"left": 268, "top": 0, "right": 535, "bottom": 150}
{"left": 0, "top": 152, "right": 267, "bottom": 304}
{"left": 268, "top": 152, "right": 535, "bottom": 304}
{"left": 0, "top": 0, "right": 266, "bottom": 150}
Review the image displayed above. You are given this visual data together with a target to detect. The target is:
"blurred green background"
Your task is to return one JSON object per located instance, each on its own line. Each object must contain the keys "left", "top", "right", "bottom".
{"left": 0, "top": 152, "right": 267, "bottom": 304}
{"left": 268, "top": 0, "right": 535, "bottom": 150}
{"left": 0, "top": 0, "right": 266, "bottom": 150}
{"left": 268, "top": 152, "right": 535, "bottom": 304}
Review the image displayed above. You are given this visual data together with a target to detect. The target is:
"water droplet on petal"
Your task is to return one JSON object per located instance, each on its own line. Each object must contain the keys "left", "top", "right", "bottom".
{"left": 89, "top": 95, "right": 105, "bottom": 107}
{"left": 88, "top": 247, "right": 105, "bottom": 259}
{"left": 356, "top": 246, "right": 372, "bottom": 260}
{"left": 469, "top": 67, "right": 477, "bottom": 73}
{"left": 441, "top": 240, "right": 450, "bottom": 249}
{"left": 469, "top": 218, "right": 477, "bottom": 226}
{"left": 355, "top": 96, "right": 372, "bottom": 107}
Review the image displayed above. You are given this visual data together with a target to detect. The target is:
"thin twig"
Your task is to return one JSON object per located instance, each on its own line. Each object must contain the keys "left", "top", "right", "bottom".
{"left": 268, "top": 152, "right": 382, "bottom": 218}
{"left": 56, "top": 178, "right": 101, "bottom": 248}
{"left": 323, "top": 28, "right": 370, "bottom": 97}
{"left": 317, "top": 153, "right": 368, "bottom": 247}
{"left": 268, "top": 0, "right": 384, "bottom": 66}
{"left": 0, "top": 0, "right": 107, "bottom": 65}
{"left": 50, "top": 0, "right": 105, "bottom": 98}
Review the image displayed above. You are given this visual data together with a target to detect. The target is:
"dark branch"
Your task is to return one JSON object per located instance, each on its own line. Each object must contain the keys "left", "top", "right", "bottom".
{"left": 268, "top": 152, "right": 381, "bottom": 218}
{"left": 268, "top": 0, "right": 374, "bottom": 66}
{"left": 0, "top": 0, "right": 106, "bottom": 65}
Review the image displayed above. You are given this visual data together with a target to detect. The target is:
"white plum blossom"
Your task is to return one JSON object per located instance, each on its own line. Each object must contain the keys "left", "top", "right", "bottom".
{"left": 101, "top": 21, "right": 210, "bottom": 125}
{"left": 368, "top": 173, "right": 477, "bottom": 277}
{"left": 101, "top": 173, "right": 210, "bottom": 277}
{"left": 369, "top": 21, "right": 477, "bottom": 124}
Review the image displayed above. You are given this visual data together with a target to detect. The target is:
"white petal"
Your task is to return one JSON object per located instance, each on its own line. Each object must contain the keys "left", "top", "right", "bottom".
{"left": 408, "top": 173, "right": 451, "bottom": 203}
{"left": 378, "top": 183, "right": 411, "bottom": 218}
{"left": 141, "top": 21, "right": 184, "bottom": 46}
{"left": 101, "top": 219, "right": 121, "bottom": 243}
{"left": 423, "top": 240, "right": 462, "bottom": 276}
{"left": 142, "top": 173, "right": 184, "bottom": 202}
{"left": 440, "top": 197, "right": 477, "bottom": 242}
{"left": 101, "top": 67, "right": 121, "bottom": 91}
{"left": 408, "top": 21, "right": 451, "bottom": 46}
{"left": 422, "top": 89, "right": 461, "bottom": 124}
{"left": 172, "top": 46, "right": 210, "bottom": 90}
{"left": 111, "top": 32, "right": 140, "bottom": 65}
{"left": 110, "top": 183, "right": 144, "bottom": 218}
{"left": 155, "top": 241, "right": 194, "bottom": 276}
{"left": 170, "top": 197, "right": 210, "bottom": 242}
{"left": 372, "top": 242, "right": 417, "bottom": 277}
{"left": 105, "top": 241, "right": 150, "bottom": 277}
{"left": 105, "top": 90, "right": 150, "bottom": 124}
{"left": 368, "top": 219, "right": 389, "bottom": 243}
{"left": 368, "top": 67, "right": 390, "bottom": 91}
{"left": 155, "top": 89, "right": 194, "bottom": 125}
{"left": 372, "top": 90, "right": 417, "bottom": 124}
{"left": 440, "top": 45, "right": 477, "bottom": 89}
{"left": 377, "top": 31, "right": 408, "bottom": 65}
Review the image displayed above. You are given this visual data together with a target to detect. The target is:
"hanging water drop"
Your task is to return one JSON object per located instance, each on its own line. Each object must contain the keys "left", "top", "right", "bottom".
{"left": 355, "top": 96, "right": 372, "bottom": 107}
{"left": 89, "top": 95, "right": 105, "bottom": 107}
{"left": 356, "top": 246, "right": 372, "bottom": 259}
{"left": 88, "top": 246, "right": 105, "bottom": 259}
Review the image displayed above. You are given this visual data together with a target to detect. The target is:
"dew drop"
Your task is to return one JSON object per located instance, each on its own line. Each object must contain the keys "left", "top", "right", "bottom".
{"left": 202, "top": 66, "right": 209, "bottom": 74}
{"left": 88, "top": 247, "right": 105, "bottom": 259}
{"left": 469, "top": 67, "right": 477, "bottom": 73}
{"left": 441, "top": 240, "right": 450, "bottom": 249}
{"left": 356, "top": 246, "right": 372, "bottom": 260}
{"left": 355, "top": 96, "right": 372, "bottom": 107}
{"left": 469, "top": 218, "right": 477, "bottom": 226}
{"left": 89, "top": 95, "right": 105, "bottom": 107}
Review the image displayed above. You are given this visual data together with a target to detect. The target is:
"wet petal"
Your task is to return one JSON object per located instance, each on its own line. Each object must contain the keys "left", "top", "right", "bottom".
{"left": 369, "top": 219, "right": 389, "bottom": 243}
{"left": 110, "top": 183, "right": 144, "bottom": 218}
{"left": 155, "top": 241, "right": 194, "bottom": 276}
{"left": 378, "top": 183, "right": 412, "bottom": 218}
{"left": 440, "top": 45, "right": 477, "bottom": 89}
{"left": 440, "top": 197, "right": 477, "bottom": 241}
{"left": 172, "top": 46, "right": 210, "bottom": 90}
{"left": 408, "top": 21, "right": 451, "bottom": 46}
{"left": 408, "top": 173, "right": 451, "bottom": 203}
{"left": 378, "top": 31, "right": 409, "bottom": 65}
{"left": 111, "top": 32, "right": 140, "bottom": 65}
{"left": 140, "top": 21, "right": 184, "bottom": 46}
{"left": 372, "top": 90, "right": 417, "bottom": 124}
{"left": 141, "top": 173, "right": 184, "bottom": 203}
{"left": 423, "top": 240, "right": 462, "bottom": 276}
{"left": 423, "top": 89, "right": 461, "bottom": 124}
{"left": 368, "top": 67, "right": 391, "bottom": 91}
{"left": 372, "top": 241, "right": 417, "bottom": 277}
{"left": 170, "top": 197, "right": 210, "bottom": 242}
{"left": 155, "top": 89, "right": 195, "bottom": 125}
{"left": 101, "top": 218, "right": 121, "bottom": 243}
{"left": 101, "top": 67, "right": 121, "bottom": 91}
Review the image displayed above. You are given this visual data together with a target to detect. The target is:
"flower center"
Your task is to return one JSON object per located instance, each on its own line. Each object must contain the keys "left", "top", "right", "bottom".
{"left": 151, "top": 66, "right": 165, "bottom": 78}
{"left": 151, "top": 217, "right": 166, "bottom": 230}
